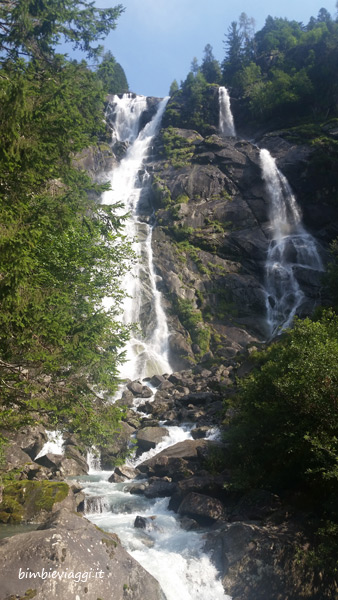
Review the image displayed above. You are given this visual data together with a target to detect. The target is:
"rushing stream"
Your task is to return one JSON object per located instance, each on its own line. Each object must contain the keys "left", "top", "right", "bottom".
{"left": 83, "top": 94, "right": 231, "bottom": 600}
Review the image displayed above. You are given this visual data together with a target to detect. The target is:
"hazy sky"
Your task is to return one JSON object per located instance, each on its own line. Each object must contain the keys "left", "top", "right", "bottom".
{"left": 98, "top": 0, "right": 337, "bottom": 97}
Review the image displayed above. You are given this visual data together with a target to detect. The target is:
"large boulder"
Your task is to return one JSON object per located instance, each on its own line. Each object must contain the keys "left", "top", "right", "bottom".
{"left": 35, "top": 452, "right": 88, "bottom": 477}
{"left": 203, "top": 521, "right": 319, "bottom": 600}
{"left": 0, "top": 480, "right": 71, "bottom": 524}
{"left": 177, "top": 492, "right": 226, "bottom": 525}
{"left": 0, "top": 508, "right": 164, "bottom": 600}
{"left": 136, "top": 427, "right": 169, "bottom": 451}
{"left": 137, "top": 440, "right": 213, "bottom": 480}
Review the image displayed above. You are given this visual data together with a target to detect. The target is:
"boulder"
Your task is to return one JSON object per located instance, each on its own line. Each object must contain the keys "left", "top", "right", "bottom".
{"left": 144, "top": 480, "right": 177, "bottom": 499}
{"left": 127, "top": 380, "right": 153, "bottom": 398}
{"left": 149, "top": 374, "right": 167, "bottom": 387}
{"left": 99, "top": 422, "right": 136, "bottom": 470}
{"left": 108, "top": 465, "right": 139, "bottom": 482}
{"left": 169, "top": 474, "right": 223, "bottom": 512}
{"left": 191, "top": 426, "right": 211, "bottom": 439}
{"left": 137, "top": 440, "right": 211, "bottom": 480}
{"left": 177, "top": 492, "right": 226, "bottom": 525}
{"left": 7, "top": 425, "right": 48, "bottom": 459}
{"left": 203, "top": 521, "right": 314, "bottom": 600}
{"left": 0, "top": 480, "right": 71, "bottom": 524}
{"left": 136, "top": 427, "right": 169, "bottom": 451}
{"left": 0, "top": 508, "right": 163, "bottom": 600}
{"left": 134, "top": 515, "right": 148, "bottom": 529}
{"left": 35, "top": 452, "right": 88, "bottom": 477}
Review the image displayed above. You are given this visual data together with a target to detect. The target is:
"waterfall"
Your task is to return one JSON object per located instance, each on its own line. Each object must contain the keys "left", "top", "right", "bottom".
{"left": 102, "top": 94, "right": 172, "bottom": 380}
{"left": 82, "top": 94, "right": 231, "bottom": 600}
{"left": 260, "top": 148, "right": 323, "bottom": 335}
{"left": 35, "top": 430, "right": 64, "bottom": 459}
{"left": 218, "top": 87, "right": 236, "bottom": 137}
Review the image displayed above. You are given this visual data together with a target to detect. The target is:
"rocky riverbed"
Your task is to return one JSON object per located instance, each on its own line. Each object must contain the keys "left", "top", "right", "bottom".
{"left": 0, "top": 361, "right": 325, "bottom": 600}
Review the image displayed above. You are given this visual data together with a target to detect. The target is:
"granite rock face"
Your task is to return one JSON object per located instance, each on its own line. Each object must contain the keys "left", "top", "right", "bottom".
{"left": 147, "top": 124, "right": 327, "bottom": 366}
{"left": 0, "top": 509, "right": 164, "bottom": 600}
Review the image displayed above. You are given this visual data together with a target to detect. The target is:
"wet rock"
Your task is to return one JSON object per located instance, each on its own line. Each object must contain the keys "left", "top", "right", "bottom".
{"left": 114, "top": 465, "right": 139, "bottom": 480}
{"left": 134, "top": 515, "right": 148, "bottom": 529}
{"left": 149, "top": 374, "right": 167, "bottom": 387}
{"left": 144, "top": 480, "right": 177, "bottom": 499}
{"left": 137, "top": 440, "right": 212, "bottom": 480}
{"left": 180, "top": 392, "right": 217, "bottom": 406}
{"left": 136, "top": 426, "right": 169, "bottom": 451}
{"left": 158, "top": 380, "right": 174, "bottom": 391}
{"left": 127, "top": 380, "right": 153, "bottom": 397}
{"left": 118, "top": 388, "right": 135, "bottom": 407}
{"left": 191, "top": 426, "right": 211, "bottom": 439}
{"left": 0, "top": 508, "right": 163, "bottom": 599}
{"left": 128, "top": 482, "right": 149, "bottom": 495}
{"left": 177, "top": 492, "right": 226, "bottom": 525}
{"left": 179, "top": 516, "right": 200, "bottom": 530}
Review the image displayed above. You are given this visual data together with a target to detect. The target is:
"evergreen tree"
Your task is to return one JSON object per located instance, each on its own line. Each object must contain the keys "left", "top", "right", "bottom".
{"left": 96, "top": 51, "right": 129, "bottom": 94}
{"left": 0, "top": 0, "right": 131, "bottom": 447}
{"left": 0, "top": 0, "right": 124, "bottom": 63}
{"left": 200, "top": 43, "right": 221, "bottom": 83}
{"left": 222, "top": 21, "right": 243, "bottom": 83}
{"left": 169, "top": 79, "right": 179, "bottom": 96}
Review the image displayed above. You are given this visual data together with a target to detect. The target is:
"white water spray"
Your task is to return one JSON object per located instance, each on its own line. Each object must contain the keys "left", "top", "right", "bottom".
{"left": 260, "top": 148, "right": 323, "bottom": 335}
{"left": 35, "top": 430, "right": 64, "bottom": 459}
{"left": 219, "top": 87, "right": 236, "bottom": 137}
{"left": 102, "top": 95, "right": 172, "bottom": 380}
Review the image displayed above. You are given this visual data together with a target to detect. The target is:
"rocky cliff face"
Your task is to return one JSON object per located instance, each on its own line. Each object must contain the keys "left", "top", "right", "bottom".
{"left": 145, "top": 128, "right": 323, "bottom": 365}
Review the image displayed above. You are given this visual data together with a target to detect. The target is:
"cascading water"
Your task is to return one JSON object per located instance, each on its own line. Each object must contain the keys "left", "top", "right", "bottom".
{"left": 83, "top": 95, "right": 231, "bottom": 600}
{"left": 261, "top": 148, "right": 323, "bottom": 336}
{"left": 102, "top": 94, "right": 172, "bottom": 380}
{"left": 219, "top": 87, "right": 236, "bottom": 137}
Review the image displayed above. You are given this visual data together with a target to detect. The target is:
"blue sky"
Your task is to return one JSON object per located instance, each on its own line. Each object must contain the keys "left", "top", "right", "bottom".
{"left": 97, "top": 0, "right": 337, "bottom": 97}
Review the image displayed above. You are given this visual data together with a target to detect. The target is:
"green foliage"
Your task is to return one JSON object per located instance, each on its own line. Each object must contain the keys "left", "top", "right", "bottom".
{"left": 160, "top": 127, "right": 195, "bottom": 168}
{"left": 0, "top": 0, "right": 130, "bottom": 447}
{"left": 225, "top": 312, "right": 338, "bottom": 493}
{"left": 305, "top": 520, "right": 338, "bottom": 577}
{"left": 169, "top": 79, "right": 179, "bottom": 96}
{"left": 96, "top": 51, "right": 129, "bottom": 94}
{"left": 221, "top": 10, "right": 338, "bottom": 124}
{"left": 162, "top": 76, "right": 218, "bottom": 134}
{"left": 200, "top": 44, "right": 221, "bottom": 84}
{"left": 0, "top": 0, "right": 124, "bottom": 63}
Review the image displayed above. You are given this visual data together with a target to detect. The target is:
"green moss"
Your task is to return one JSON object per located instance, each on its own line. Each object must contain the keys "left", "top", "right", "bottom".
{"left": 152, "top": 175, "right": 172, "bottom": 207}
{"left": 176, "top": 193, "right": 189, "bottom": 204}
{"left": 160, "top": 127, "right": 195, "bottom": 168}
{"left": 173, "top": 297, "right": 211, "bottom": 354}
{"left": 0, "top": 480, "right": 69, "bottom": 523}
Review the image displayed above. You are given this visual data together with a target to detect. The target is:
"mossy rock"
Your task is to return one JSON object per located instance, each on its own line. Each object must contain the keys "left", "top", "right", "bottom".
{"left": 0, "top": 480, "right": 69, "bottom": 524}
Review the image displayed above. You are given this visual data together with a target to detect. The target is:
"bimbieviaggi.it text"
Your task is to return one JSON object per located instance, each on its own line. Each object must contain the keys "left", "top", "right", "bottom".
{"left": 18, "top": 567, "right": 105, "bottom": 582}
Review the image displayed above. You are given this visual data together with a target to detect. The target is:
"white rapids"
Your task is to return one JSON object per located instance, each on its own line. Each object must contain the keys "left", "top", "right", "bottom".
{"left": 260, "top": 148, "right": 323, "bottom": 335}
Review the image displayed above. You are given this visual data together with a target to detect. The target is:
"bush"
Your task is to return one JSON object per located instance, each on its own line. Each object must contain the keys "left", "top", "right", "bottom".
{"left": 226, "top": 311, "right": 338, "bottom": 494}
